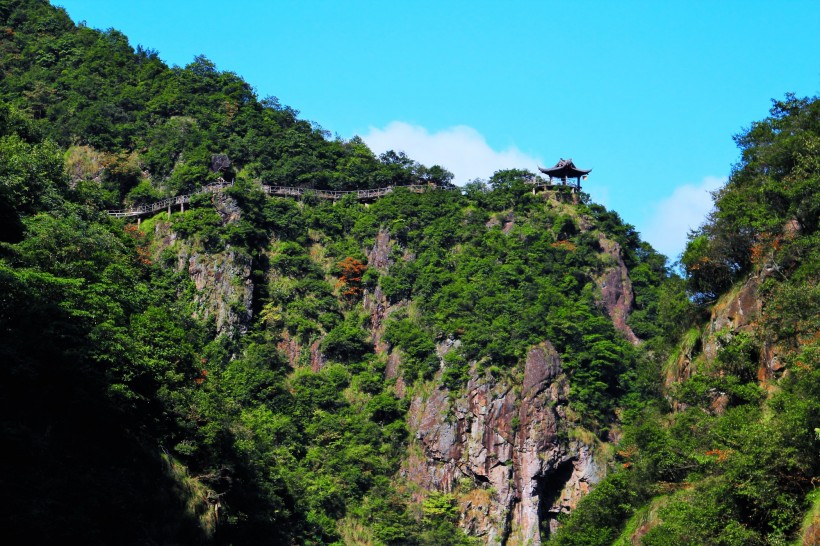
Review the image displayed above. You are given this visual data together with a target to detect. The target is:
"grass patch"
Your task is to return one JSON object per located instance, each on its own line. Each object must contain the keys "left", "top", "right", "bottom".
{"left": 793, "top": 488, "right": 820, "bottom": 546}
{"left": 569, "top": 426, "right": 597, "bottom": 446}
{"left": 160, "top": 453, "right": 217, "bottom": 538}
{"left": 337, "top": 516, "right": 381, "bottom": 546}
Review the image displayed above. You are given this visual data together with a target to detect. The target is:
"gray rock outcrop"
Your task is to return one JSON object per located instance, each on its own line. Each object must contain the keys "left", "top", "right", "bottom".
{"left": 404, "top": 342, "right": 602, "bottom": 545}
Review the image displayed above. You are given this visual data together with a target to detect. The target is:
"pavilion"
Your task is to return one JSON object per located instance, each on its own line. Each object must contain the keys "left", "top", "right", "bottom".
{"left": 537, "top": 158, "right": 591, "bottom": 191}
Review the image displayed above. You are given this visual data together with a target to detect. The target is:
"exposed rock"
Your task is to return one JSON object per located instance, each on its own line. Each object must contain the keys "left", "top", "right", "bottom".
{"left": 703, "top": 275, "right": 761, "bottom": 362}
{"left": 502, "top": 212, "right": 516, "bottom": 234}
{"left": 762, "top": 342, "right": 787, "bottom": 379}
{"left": 802, "top": 523, "right": 820, "bottom": 546}
{"left": 150, "top": 194, "right": 253, "bottom": 337}
{"left": 276, "top": 331, "right": 326, "bottom": 371}
{"left": 538, "top": 445, "right": 597, "bottom": 537}
{"left": 363, "top": 231, "right": 407, "bottom": 355}
{"left": 404, "top": 342, "right": 602, "bottom": 545}
{"left": 485, "top": 211, "right": 515, "bottom": 233}
{"left": 698, "top": 274, "right": 794, "bottom": 383}
{"left": 437, "top": 337, "right": 462, "bottom": 362}
{"left": 383, "top": 350, "right": 408, "bottom": 397}
{"left": 460, "top": 488, "right": 495, "bottom": 537}
{"left": 709, "top": 392, "right": 730, "bottom": 415}
{"left": 368, "top": 229, "right": 393, "bottom": 272}
{"left": 522, "top": 344, "right": 561, "bottom": 397}
{"left": 385, "top": 350, "right": 401, "bottom": 380}
{"left": 502, "top": 216, "right": 515, "bottom": 234}
{"left": 701, "top": 273, "right": 797, "bottom": 384}
{"left": 666, "top": 350, "right": 694, "bottom": 391}
{"left": 595, "top": 236, "right": 640, "bottom": 345}
{"left": 394, "top": 374, "right": 407, "bottom": 399}
{"left": 309, "top": 338, "right": 326, "bottom": 372}
{"left": 363, "top": 280, "right": 408, "bottom": 394}
{"left": 213, "top": 191, "right": 242, "bottom": 224}
{"left": 362, "top": 230, "right": 415, "bottom": 395}
{"left": 576, "top": 211, "right": 595, "bottom": 231}
{"left": 664, "top": 330, "right": 701, "bottom": 392}
{"left": 800, "top": 504, "right": 819, "bottom": 546}
{"left": 185, "top": 246, "right": 253, "bottom": 336}
{"left": 363, "top": 286, "right": 391, "bottom": 355}
{"left": 277, "top": 331, "right": 301, "bottom": 368}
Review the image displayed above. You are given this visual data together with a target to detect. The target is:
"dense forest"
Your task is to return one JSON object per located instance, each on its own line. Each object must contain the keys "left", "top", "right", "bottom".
{"left": 0, "top": 1, "right": 817, "bottom": 545}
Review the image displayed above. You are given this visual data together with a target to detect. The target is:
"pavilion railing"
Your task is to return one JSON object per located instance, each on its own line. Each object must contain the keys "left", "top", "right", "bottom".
{"left": 525, "top": 179, "right": 582, "bottom": 191}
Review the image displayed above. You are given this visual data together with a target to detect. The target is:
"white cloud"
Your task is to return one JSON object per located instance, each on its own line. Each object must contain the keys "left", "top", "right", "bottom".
{"left": 362, "top": 121, "right": 540, "bottom": 185}
{"left": 642, "top": 175, "right": 726, "bottom": 261}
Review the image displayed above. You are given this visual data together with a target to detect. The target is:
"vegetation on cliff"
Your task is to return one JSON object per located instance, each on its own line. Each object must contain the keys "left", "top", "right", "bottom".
{"left": 551, "top": 94, "right": 819, "bottom": 546}
{"left": 0, "top": 105, "right": 678, "bottom": 543}
{"left": 1, "top": 1, "right": 817, "bottom": 545}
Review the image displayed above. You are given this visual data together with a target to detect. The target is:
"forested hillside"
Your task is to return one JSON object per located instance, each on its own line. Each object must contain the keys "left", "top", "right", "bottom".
{"left": 0, "top": 1, "right": 817, "bottom": 545}
{"left": 0, "top": 0, "right": 452, "bottom": 204}
{"left": 551, "top": 95, "right": 819, "bottom": 546}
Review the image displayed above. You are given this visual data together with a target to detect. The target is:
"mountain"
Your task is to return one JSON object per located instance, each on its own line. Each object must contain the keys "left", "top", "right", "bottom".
{"left": 1, "top": 1, "right": 817, "bottom": 545}
{"left": 552, "top": 94, "right": 820, "bottom": 546}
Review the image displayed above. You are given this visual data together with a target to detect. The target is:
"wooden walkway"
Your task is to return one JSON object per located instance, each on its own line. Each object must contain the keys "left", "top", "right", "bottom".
{"left": 107, "top": 182, "right": 443, "bottom": 218}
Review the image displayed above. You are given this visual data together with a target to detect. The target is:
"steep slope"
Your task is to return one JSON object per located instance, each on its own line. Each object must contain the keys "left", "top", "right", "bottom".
{"left": 1, "top": 104, "right": 219, "bottom": 544}
{"left": 6, "top": 3, "right": 816, "bottom": 546}
{"left": 403, "top": 343, "right": 601, "bottom": 544}
{"left": 118, "top": 176, "right": 678, "bottom": 545}
{"left": 2, "top": 117, "right": 681, "bottom": 544}
{"left": 1, "top": 3, "right": 684, "bottom": 541}
{"left": 552, "top": 95, "right": 819, "bottom": 546}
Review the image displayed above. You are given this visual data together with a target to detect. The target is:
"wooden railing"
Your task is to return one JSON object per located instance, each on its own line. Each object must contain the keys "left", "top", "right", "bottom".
{"left": 107, "top": 182, "right": 447, "bottom": 218}
{"left": 526, "top": 178, "right": 581, "bottom": 192}
{"left": 107, "top": 182, "right": 233, "bottom": 218}
{"left": 259, "top": 184, "right": 433, "bottom": 200}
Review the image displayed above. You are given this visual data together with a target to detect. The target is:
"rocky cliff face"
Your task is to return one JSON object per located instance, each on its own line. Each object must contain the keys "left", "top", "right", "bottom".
{"left": 362, "top": 229, "right": 411, "bottom": 396}
{"left": 364, "top": 229, "right": 397, "bottom": 355}
{"left": 182, "top": 245, "right": 253, "bottom": 336}
{"left": 666, "top": 270, "right": 787, "bottom": 394}
{"left": 277, "top": 331, "right": 326, "bottom": 371}
{"left": 595, "top": 236, "right": 640, "bottom": 345}
{"left": 151, "top": 194, "right": 254, "bottom": 337}
{"left": 702, "top": 272, "right": 790, "bottom": 382}
{"left": 152, "top": 204, "right": 633, "bottom": 543}
{"left": 799, "top": 495, "right": 820, "bottom": 546}
{"left": 702, "top": 275, "right": 761, "bottom": 363}
{"left": 403, "top": 342, "right": 602, "bottom": 545}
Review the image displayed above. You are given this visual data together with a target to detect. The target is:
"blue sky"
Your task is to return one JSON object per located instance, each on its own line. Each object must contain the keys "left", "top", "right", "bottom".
{"left": 53, "top": 1, "right": 820, "bottom": 260}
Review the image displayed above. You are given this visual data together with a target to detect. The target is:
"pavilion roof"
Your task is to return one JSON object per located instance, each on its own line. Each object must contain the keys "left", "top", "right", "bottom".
{"left": 538, "top": 158, "right": 591, "bottom": 179}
